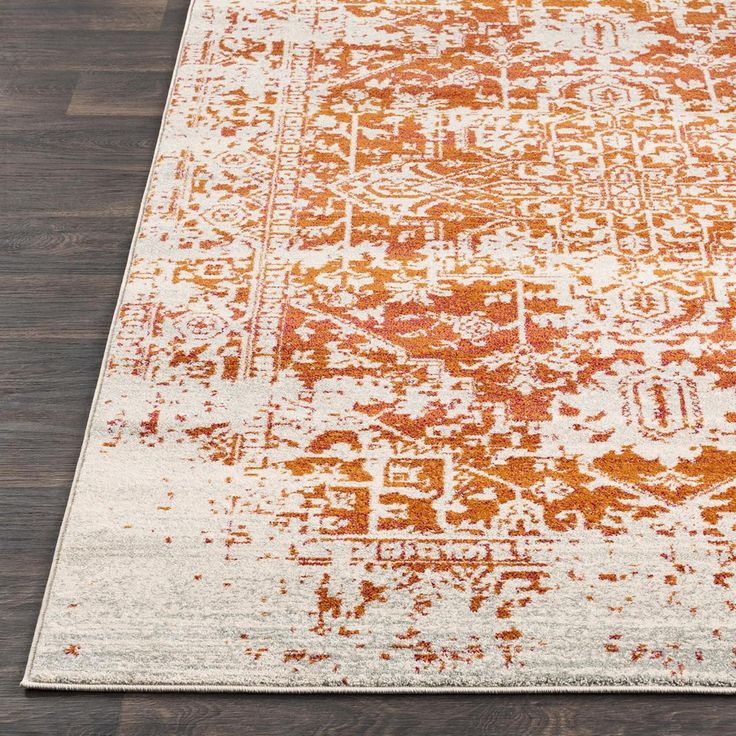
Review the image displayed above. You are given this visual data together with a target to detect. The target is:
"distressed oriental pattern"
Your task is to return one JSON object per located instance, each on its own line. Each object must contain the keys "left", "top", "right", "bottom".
{"left": 26, "top": 0, "right": 736, "bottom": 691}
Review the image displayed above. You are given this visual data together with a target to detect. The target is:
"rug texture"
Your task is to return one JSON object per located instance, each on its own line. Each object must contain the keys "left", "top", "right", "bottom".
{"left": 25, "top": 0, "right": 736, "bottom": 692}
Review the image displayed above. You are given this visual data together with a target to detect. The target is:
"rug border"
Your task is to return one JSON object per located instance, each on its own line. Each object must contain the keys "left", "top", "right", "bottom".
{"left": 19, "top": 682, "right": 736, "bottom": 694}
{"left": 21, "top": 0, "right": 199, "bottom": 692}
{"left": 20, "top": 0, "right": 736, "bottom": 695}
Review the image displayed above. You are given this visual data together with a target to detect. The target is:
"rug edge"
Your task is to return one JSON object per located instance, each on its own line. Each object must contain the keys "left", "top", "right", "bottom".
{"left": 19, "top": 678, "right": 736, "bottom": 694}
{"left": 21, "top": 0, "right": 198, "bottom": 690}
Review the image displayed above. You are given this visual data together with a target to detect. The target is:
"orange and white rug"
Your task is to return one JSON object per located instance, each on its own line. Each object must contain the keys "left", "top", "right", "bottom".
{"left": 25, "top": 0, "right": 736, "bottom": 691}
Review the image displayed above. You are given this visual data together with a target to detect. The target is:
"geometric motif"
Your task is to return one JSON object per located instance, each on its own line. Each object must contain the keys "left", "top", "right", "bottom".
{"left": 26, "top": 0, "right": 736, "bottom": 690}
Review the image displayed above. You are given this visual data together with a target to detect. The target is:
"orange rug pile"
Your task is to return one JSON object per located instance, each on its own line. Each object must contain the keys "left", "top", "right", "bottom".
{"left": 25, "top": 0, "right": 736, "bottom": 691}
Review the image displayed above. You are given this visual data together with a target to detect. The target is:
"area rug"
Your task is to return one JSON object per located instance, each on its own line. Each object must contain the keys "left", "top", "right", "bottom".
{"left": 24, "top": 0, "right": 736, "bottom": 692}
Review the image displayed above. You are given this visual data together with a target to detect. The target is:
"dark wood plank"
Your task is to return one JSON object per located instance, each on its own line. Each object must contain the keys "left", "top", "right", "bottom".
{"left": 0, "top": 1, "right": 167, "bottom": 32}
{"left": 160, "top": 0, "right": 192, "bottom": 32}
{"left": 0, "top": 32, "right": 182, "bottom": 72}
{"left": 0, "top": 170, "right": 150, "bottom": 217}
{"left": 0, "top": 275, "right": 124, "bottom": 336}
{"left": 0, "top": 217, "right": 139, "bottom": 275}
{"left": 1, "top": 1, "right": 735, "bottom": 734}
{"left": 0, "top": 71, "right": 78, "bottom": 116}
{"left": 114, "top": 694, "right": 736, "bottom": 736}
{"left": 0, "top": 339, "right": 106, "bottom": 487}
{"left": 0, "top": 118, "right": 162, "bottom": 171}
{"left": 68, "top": 71, "right": 172, "bottom": 116}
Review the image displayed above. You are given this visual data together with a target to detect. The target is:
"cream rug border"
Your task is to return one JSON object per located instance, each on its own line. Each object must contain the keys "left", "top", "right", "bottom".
{"left": 21, "top": 0, "right": 735, "bottom": 694}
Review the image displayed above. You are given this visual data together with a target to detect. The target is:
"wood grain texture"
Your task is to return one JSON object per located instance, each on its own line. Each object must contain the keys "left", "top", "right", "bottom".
{"left": 68, "top": 71, "right": 173, "bottom": 116}
{"left": 0, "top": 32, "right": 183, "bottom": 72}
{"left": 0, "top": 1, "right": 169, "bottom": 31}
{"left": 0, "top": 1, "right": 734, "bottom": 734}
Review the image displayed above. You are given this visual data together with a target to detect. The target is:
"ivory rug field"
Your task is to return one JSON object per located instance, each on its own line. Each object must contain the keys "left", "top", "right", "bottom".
{"left": 25, "top": 0, "right": 736, "bottom": 692}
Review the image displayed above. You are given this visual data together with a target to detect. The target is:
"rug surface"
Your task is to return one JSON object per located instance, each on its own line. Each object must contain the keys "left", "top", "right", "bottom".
{"left": 25, "top": 0, "right": 736, "bottom": 691}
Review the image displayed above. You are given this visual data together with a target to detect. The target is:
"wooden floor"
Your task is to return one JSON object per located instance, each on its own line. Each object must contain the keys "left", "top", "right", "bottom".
{"left": 0, "top": 2, "right": 734, "bottom": 734}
